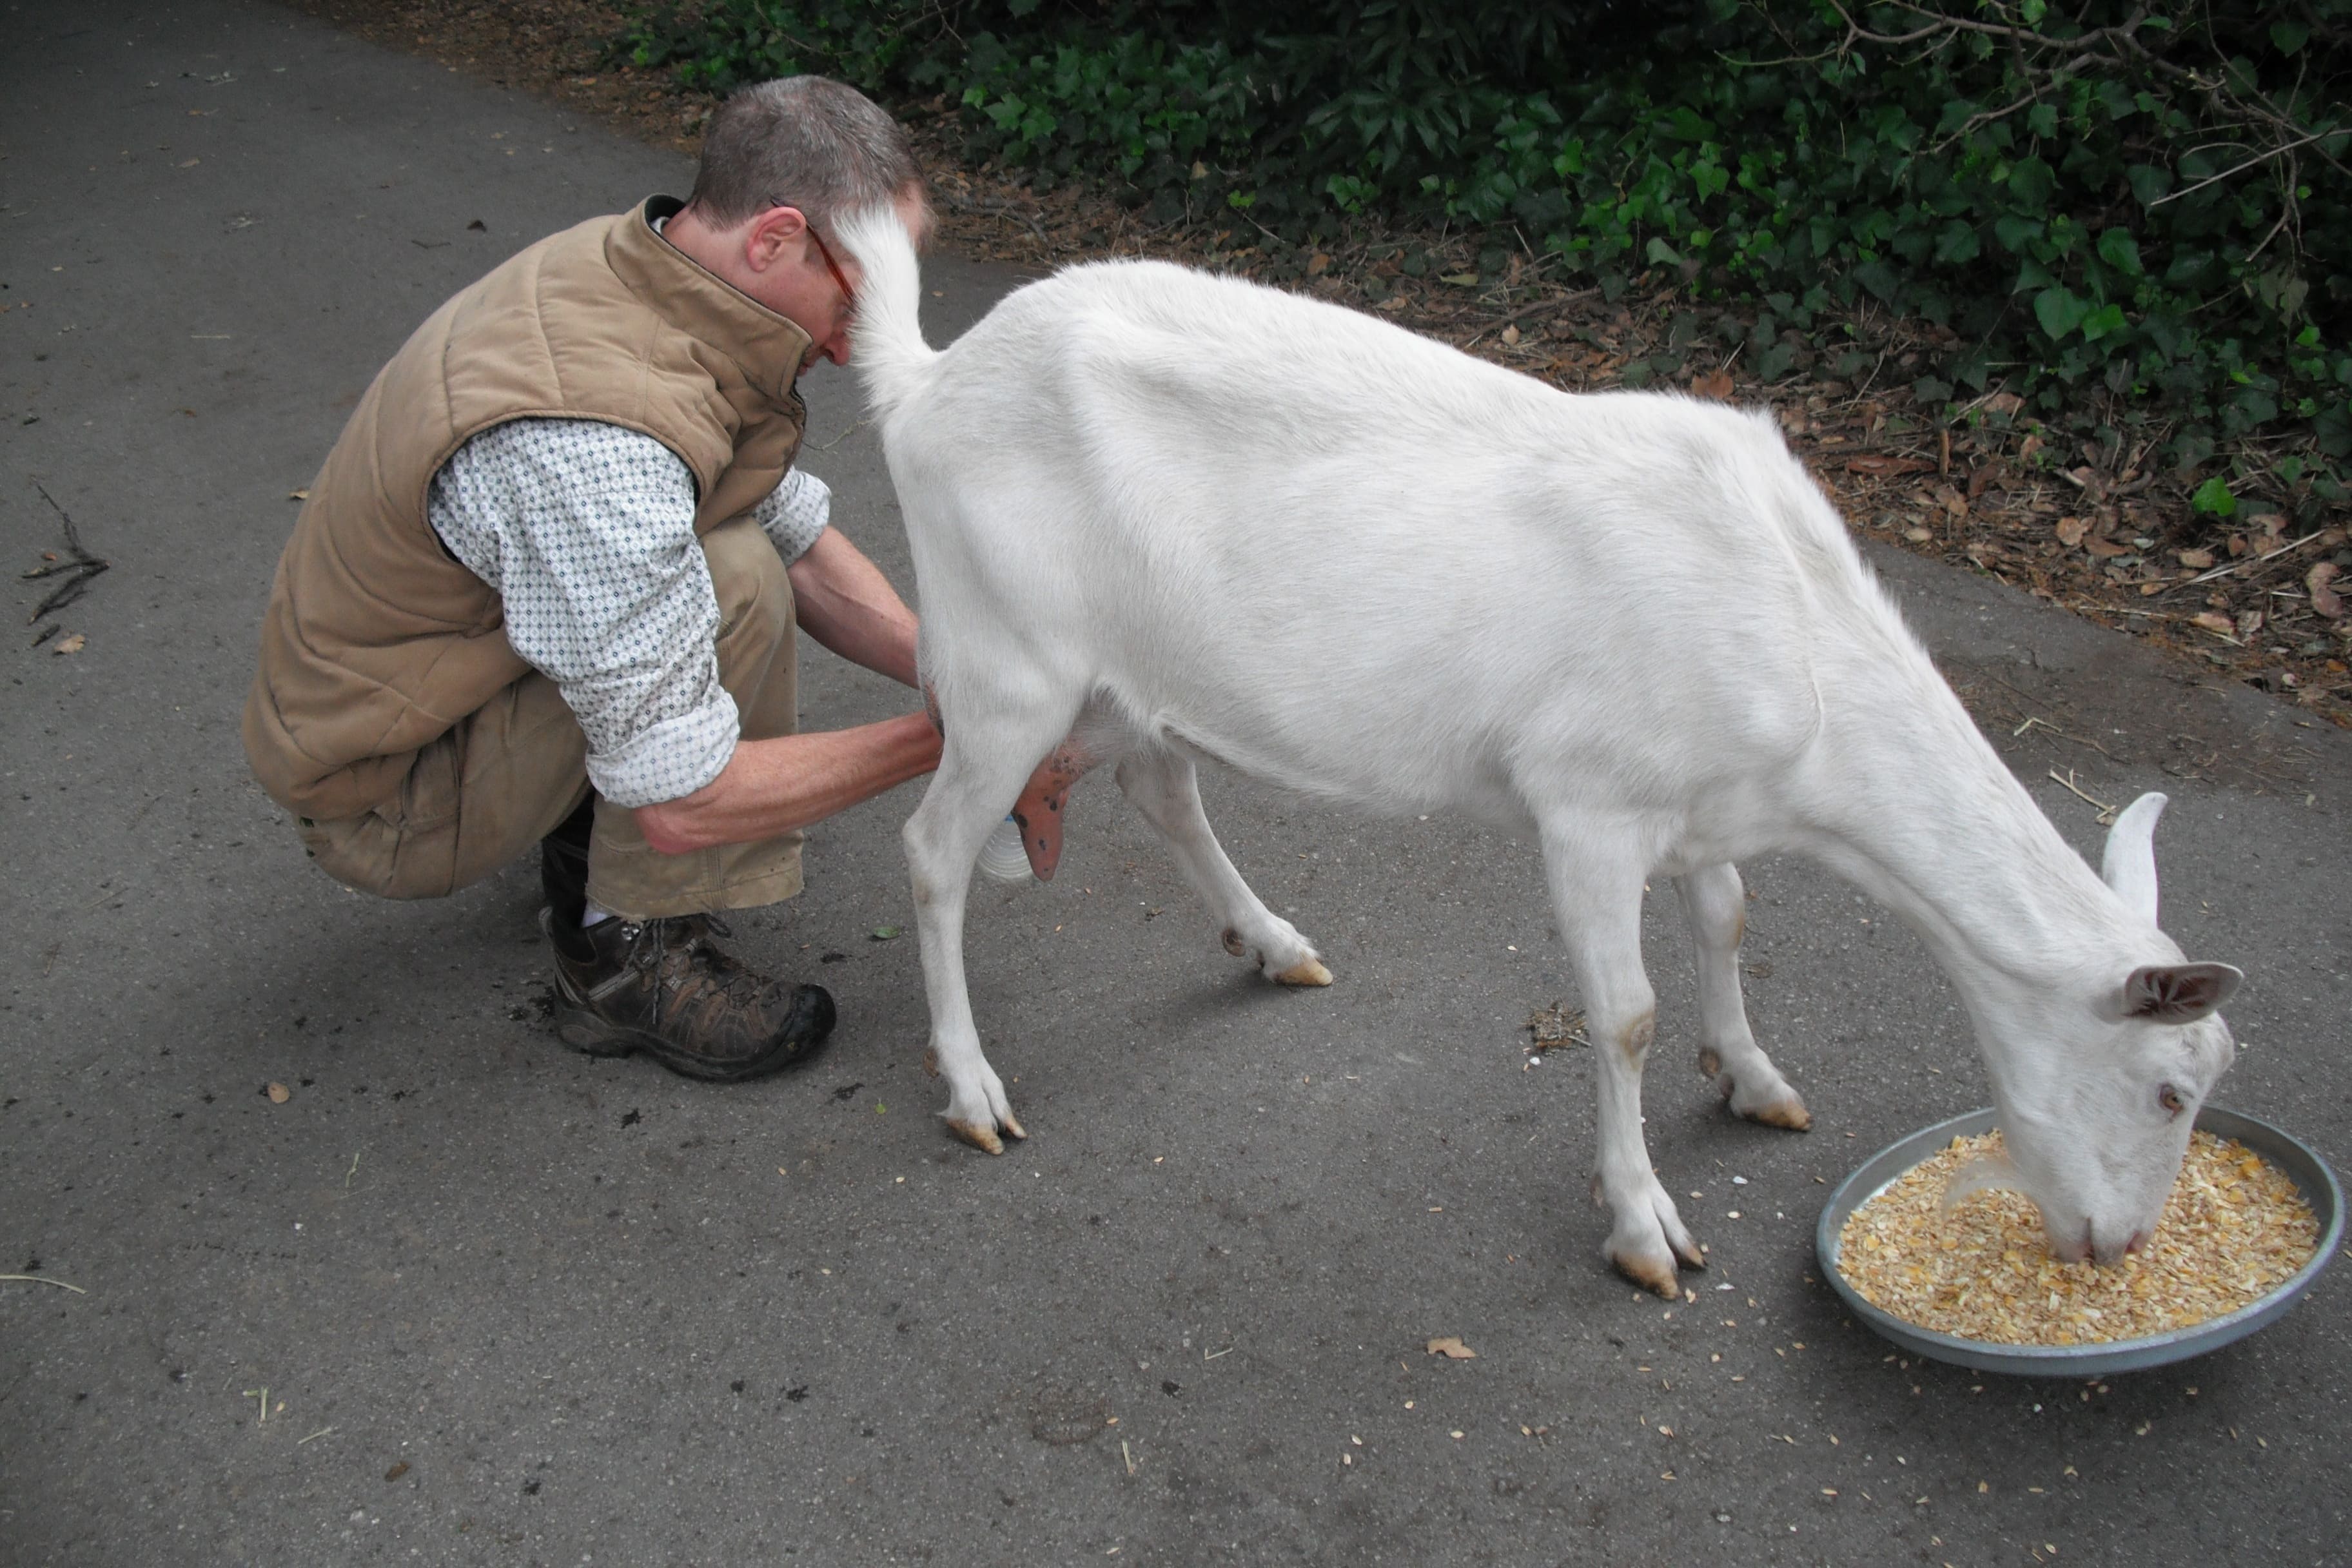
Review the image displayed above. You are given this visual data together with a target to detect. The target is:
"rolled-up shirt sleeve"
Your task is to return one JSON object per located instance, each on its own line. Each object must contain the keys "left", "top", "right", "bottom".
{"left": 426, "top": 418, "right": 740, "bottom": 809}
{"left": 755, "top": 465, "right": 830, "bottom": 564}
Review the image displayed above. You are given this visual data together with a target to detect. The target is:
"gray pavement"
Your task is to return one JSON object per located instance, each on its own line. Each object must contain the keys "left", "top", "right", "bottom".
{"left": 4, "top": 4, "right": 2349, "bottom": 1563}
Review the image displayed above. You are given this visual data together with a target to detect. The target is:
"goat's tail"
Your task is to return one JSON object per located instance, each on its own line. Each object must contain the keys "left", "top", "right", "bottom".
{"left": 836, "top": 204, "right": 936, "bottom": 418}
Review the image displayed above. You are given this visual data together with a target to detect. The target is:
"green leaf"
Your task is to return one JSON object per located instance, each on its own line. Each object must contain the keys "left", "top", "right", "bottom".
{"left": 2095, "top": 230, "right": 2143, "bottom": 277}
{"left": 870, "top": 925, "right": 902, "bottom": 941}
{"left": 2271, "top": 21, "right": 2309, "bottom": 54}
{"left": 2190, "top": 476, "right": 2237, "bottom": 516}
{"left": 2079, "top": 303, "right": 2126, "bottom": 341}
{"left": 1852, "top": 259, "right": 1899, "bottom": 302}
{"left": 1993, "top": 214, "right": 2044, "bottom": 254}
{"left": 1756, "top": 341, "right": 1798, "bottom": 382}
{"left": 2006, "top": 156, "right": 2054, "bottom": 210}
{"left": 2034, "top": 286, "right": 2090, "bottom": 340}
{"left": 1934, "top": 219, "right": 1980, "bottom": 265}
{"left": 2125, "top": 164, "right": 2172, "bottom": 206}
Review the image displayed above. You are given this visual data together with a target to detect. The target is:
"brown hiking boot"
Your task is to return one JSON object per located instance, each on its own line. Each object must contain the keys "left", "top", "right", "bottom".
{"left": 542, "top": 908, "right": 835, "bottom": 1082}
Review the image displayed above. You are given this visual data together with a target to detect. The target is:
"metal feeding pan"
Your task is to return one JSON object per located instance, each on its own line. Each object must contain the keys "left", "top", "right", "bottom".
{"left": 1816, "top": 1106, "right": 2343, "bottom": 1377}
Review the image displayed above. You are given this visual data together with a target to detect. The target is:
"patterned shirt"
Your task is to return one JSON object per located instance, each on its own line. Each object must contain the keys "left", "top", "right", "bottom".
{"left": 426, "top": 416, "right": 830, "bottom": 808}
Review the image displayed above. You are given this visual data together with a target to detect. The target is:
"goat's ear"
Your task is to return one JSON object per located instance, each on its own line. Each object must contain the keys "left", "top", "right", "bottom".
{"left": 2100, "top": 791, "right": 2168, "bottom": 926}
{"left": 2119, "top": 963, "right": 2242, "bottom": 1023}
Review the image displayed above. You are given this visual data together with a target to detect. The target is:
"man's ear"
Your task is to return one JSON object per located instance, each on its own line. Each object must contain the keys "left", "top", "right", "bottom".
{"left": 2117, "top": 963, "right": 2243, "bottom": 1023}
{"left": 743, "top": 204, "right": 808, "bottom": 272}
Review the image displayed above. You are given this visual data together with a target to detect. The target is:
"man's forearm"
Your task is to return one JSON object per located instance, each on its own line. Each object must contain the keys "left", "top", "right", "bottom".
{"left": 787, "top": 529, "right": 920, "bottom": 688}
{"left": 634, "top": 712, "right": 941, "bottom": 854}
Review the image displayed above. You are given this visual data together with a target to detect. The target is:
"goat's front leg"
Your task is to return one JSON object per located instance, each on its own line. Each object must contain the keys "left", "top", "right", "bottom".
{"left": 1115, "top": 750, "right": 1331, "bottom": 986}
{"left": 905, "top": 730, "right": 1065, "bottom": 1153}
{"left": 1542, "top": 828, "right": 1701, "bottom": 1298}
{"left": 1676, "top": 863, "right": 1809, "bottom": 1130}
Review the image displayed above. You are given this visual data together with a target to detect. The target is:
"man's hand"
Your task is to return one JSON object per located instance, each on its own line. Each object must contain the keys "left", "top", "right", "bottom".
{"left": 639, "top": 525, "right": 1095, "bottom": 860}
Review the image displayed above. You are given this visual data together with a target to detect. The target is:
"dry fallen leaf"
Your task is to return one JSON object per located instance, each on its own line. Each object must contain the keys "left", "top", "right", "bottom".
{"left": 2188, "top": 612, "right": 2236, "bottom": 638}
{"left": 384, "top": 1461, "right": 409, "bottom": 1482}
{"left": 266, "top": 1082, "right": 291, "bottom": 1104}
{"left": 1690, "top": 368, "right": 1734, "bottom": 400}
{"left": 2176, "top": 547, "right": 2215, "bottom": 570}
{"left": 2308, "top": 562, "right": 2343, "bottom": 619}
{"left": 1425, "top": 1336, "right": 1478, "bottom": 1360}
{"left": 2054, "top": 516, "right": 2089, "bottom": 548}
{"left": 1526, "top": 1003, "right": 1585, "bottom": 1049}
{"left": 1845, "top": 453, "right": 1931, "bottom": 475}
{"left": 288, "top": 489, "right": 310, "bottom": 501}
{"left": 51, "top": 632, "right": 85, "bottom": 656}
{"left": 177, "top": 157, "right": 201, "bottom": 168}
{"left": 1305, "top": 251, "right": 1332, "bottom": 277}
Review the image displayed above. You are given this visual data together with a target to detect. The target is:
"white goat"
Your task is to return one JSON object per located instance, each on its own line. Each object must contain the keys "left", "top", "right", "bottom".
{"left": 838, "top": 209, "right": 2243, "bottom": 1297}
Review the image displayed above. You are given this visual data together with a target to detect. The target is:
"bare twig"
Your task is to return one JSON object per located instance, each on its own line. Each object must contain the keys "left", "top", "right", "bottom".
{"left": 2047, "top": 767, "right": 2121, "bottom": 823}
{"left": 2170, "top": 529, "right": 2333, "bottom": 591}
{"left": 1462, "top": 287, "right": 1600, "bottom": 349}
{"left": 26, "top": 483, "right": 110, "bottom": 622}
{"left": 2148, "top": 130, "right": 2335, "bottom": 209}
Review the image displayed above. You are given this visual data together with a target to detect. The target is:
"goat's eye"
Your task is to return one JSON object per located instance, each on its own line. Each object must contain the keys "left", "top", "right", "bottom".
{"left": 2159, "top": 1084, "right": 2186, "bottom": 1117}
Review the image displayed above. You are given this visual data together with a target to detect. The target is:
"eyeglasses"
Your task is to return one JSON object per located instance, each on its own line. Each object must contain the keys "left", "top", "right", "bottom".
{"left": 803, "top": 220, "right": 858, "bottom": 314}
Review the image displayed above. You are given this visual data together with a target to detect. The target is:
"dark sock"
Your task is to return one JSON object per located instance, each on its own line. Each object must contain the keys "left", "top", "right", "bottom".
{"left": 541, "top": 795, "right": 596, "bottom": 937}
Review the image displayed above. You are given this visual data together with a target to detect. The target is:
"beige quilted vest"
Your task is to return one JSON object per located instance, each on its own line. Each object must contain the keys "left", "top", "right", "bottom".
{"left": 242, "top": 197, "right": 812, "bottom": 819}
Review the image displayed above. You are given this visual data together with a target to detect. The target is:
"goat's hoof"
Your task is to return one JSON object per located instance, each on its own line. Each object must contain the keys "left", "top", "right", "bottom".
{"left": 999, "top": 1110, "right": 1028, "bottom": 1142}
{"left": 1670, "top": 1231, "right": 1707, "bottom": 1271}
{"left": 1609, "top": 1246, "right": 1681, "bottom": 1300}
{"left": 1742, "top": 1094, "right": 1812, "bottom": 1132}
{"left": 947, "top": 1119, "right": 1006, "bottom": 1155}
{"left": 1273, "top": 957, "right": 1333, "bottom": 987}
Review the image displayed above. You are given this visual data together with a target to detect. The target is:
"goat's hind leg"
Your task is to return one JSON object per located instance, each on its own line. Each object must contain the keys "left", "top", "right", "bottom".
{"left": 1675, "top": 863, "right": 1809, "bottom": 1130}
{"left": 1115, "top": 750, "right": 1331, "bottom": 986}
{"left": 905, "top": 715, "right": 1073, "bottom": 1153}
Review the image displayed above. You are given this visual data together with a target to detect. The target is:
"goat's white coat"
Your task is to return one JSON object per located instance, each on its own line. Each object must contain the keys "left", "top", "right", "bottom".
{"left": 839, "top": 208, "right": 2244, "bottom": 1293}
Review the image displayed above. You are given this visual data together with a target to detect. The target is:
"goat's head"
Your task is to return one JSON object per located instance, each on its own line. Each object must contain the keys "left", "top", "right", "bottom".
{"left": 1975, "top": 792, "right": 2243, "bottom": 1264}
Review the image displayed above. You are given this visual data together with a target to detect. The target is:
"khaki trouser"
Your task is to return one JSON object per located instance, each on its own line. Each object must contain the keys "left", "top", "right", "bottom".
{"left": 295, "top": 514, "right": 803, "bottom": 919}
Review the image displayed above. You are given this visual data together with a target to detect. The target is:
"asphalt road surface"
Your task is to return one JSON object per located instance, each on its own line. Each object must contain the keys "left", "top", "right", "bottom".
{"left": 5, "top": 5, "right": 2349, "bottom": 1564}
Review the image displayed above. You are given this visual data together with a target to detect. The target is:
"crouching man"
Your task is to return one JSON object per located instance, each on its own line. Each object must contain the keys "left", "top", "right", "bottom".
{"left": 243, "top": 77, "right": 951, "bottom": 1081}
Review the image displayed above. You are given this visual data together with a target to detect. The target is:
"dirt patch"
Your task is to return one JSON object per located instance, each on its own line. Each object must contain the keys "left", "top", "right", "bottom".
{"left": 285, "top": 0, "right": 2352, "bottom": 729}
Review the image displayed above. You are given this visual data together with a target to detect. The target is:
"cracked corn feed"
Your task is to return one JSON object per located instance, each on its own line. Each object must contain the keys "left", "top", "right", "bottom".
{"left": 1837, "top": 1130, "right": 2318, "bottom": 1345}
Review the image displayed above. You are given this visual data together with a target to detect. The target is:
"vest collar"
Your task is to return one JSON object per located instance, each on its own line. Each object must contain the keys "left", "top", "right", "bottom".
{"left": 607, "top": 196, "right": 815, "bottom": 407}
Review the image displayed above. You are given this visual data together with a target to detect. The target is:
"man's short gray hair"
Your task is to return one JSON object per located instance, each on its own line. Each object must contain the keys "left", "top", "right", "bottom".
{"left": 688, "top": 75, "right": 921, "bottom": 231}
